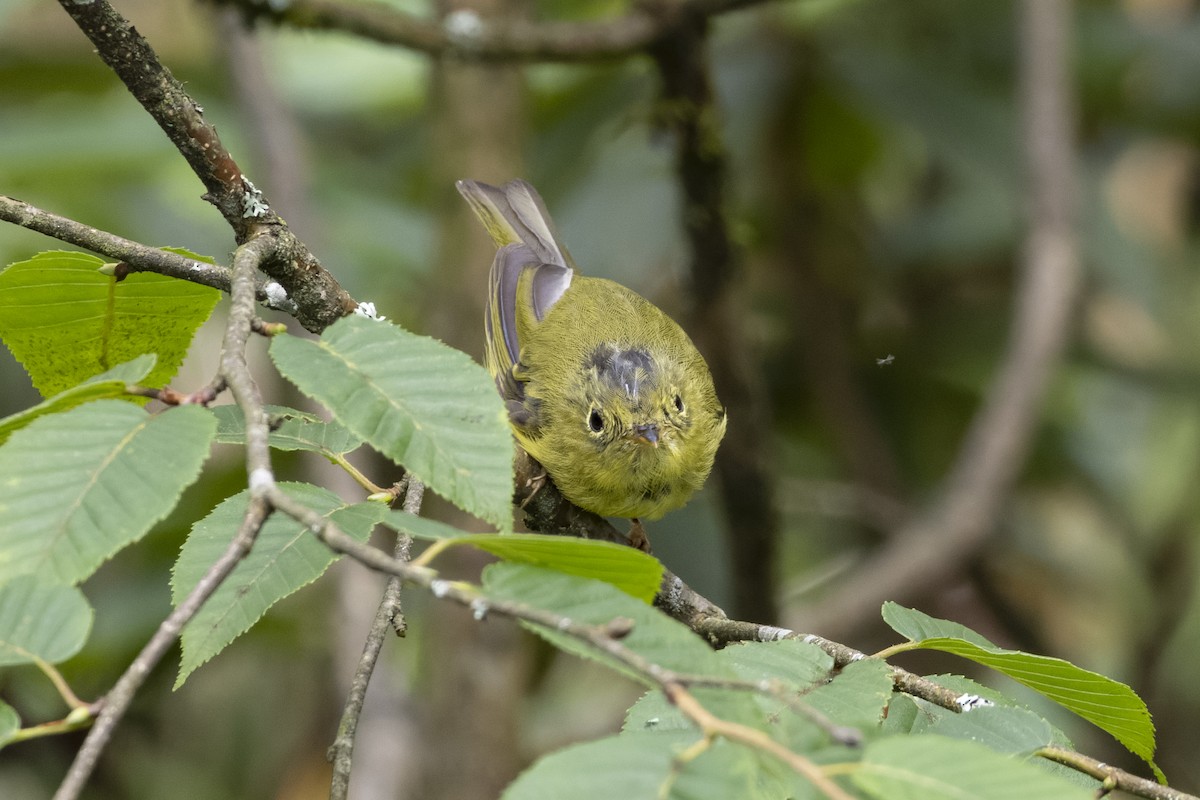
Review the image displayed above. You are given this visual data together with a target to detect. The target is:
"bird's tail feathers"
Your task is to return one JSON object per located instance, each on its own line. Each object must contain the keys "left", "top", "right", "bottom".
{"left": 456, "top": 179, "right": 577, "bottom": 270}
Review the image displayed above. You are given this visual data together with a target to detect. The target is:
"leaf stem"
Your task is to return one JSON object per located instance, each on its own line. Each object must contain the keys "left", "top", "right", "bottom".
{"left": 870, "top": 642, "right": 919, "bottom": 660}
{"left": 329, "top": 452, "right": 387, "bottom": 495}
{"left": 34, "top": 657, "right": 87, "bottom": 710}
{"left": 8, "top": 704, "right": 100, "bottom": 744}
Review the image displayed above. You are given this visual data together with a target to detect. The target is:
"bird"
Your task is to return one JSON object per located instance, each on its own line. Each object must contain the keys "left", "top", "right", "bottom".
{"left": 456, "top": 178, "right": 726, "bottom": 549}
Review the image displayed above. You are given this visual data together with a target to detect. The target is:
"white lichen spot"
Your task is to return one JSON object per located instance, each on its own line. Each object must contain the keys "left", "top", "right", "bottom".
{"left": 956, "top": 693, "right": 994, "bottom": 712}
{"left": 353, "top": 301, "right": 386, "bottom": 321}
{"left": 249, "top": 467, "right": 274, "bottom": 492}
{"left": 758, "top": 625, "right": 794, "bottom": 641}
{"left": 263, "top": 281, "right": 289, "bottom": 307}
{"left": 444, "top": 9, "right": 484, "bottom": 45}
{"left": 241, "top": 177, "right": 269, "bottom": 218}
{"left": 470, "top": 598, "right": 490, "bottom": 621}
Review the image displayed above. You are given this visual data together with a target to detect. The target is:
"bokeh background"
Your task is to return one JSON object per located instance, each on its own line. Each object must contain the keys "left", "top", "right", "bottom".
{"left": 1, "top": 0, "right": 1199, "bottom": 797}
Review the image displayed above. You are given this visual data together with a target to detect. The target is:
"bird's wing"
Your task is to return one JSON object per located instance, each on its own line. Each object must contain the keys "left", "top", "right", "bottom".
{"left": 486, "top": 243, "right": 572, "bottom": 431}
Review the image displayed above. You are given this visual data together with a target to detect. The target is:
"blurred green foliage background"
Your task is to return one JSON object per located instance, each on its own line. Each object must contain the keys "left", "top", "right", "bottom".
{"left": 2, "top": 0, "right": 1199, "bottom": 797}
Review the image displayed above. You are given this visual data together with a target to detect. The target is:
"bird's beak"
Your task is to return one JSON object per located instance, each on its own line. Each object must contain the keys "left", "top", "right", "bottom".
{"left": 632, "top": 423, "right": 659, "bottom": 447}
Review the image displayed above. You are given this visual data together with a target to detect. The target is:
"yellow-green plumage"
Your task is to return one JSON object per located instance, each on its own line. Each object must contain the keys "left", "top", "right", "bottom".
{"left": 457, "top": 179, "right": 726, "bottom": 520}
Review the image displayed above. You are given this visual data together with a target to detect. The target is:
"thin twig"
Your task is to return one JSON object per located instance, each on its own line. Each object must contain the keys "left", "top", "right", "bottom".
{"left": 0, "top": 195, "right": 296, "bottom": 316}
{"left": 277, "top": 496, "right": 855, "bottom": 796}
{"left": 665, "top": 683, "right": 856, "bottom": 800}
{"left": 277, "top": 472, "right": 1192, "bottom": 800}
{"left": 53, "top": 236, "right": 279, "bottom": 800}
{"left": 327, "top": 480, "right": 423, "bottom": 800}
{"left": 789, "top": 0, "right": 1083, "bottom": 639}
{"left": 54, "top": 0, "right": 355, "bottom": 333}
{"left": 1036, "top": 746, "right": 1191, "bottom": 800}
{"left": 211, "top": 0, "right": 775, "bottom": 62}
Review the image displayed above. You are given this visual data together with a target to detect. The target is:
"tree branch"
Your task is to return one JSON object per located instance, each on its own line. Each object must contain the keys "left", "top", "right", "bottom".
{"left": 276, "top": 492, "right": 1190, "bottom": 800}
{"left": 328, "top": 479, "right": 423, "bottom": 800}
{"left": 272, "top": 495, "right": 856, "bottom": 798}
{"left": 0, "top": 195, "right": 298, "bottom": 316}
{"left": 54, "top": 235, "right": 280, "bottom": 800}
{"left": 1036, "top": 746, "right": 1192, "bottom": 800}
{"left": 212, "top": 0, "right": 774, "bottom": 62}
{"left": 789, "top": 0, "right": 1082, "bottom": 638}
{"left": 55, "top": 0, "right": 356, "bottom": 333}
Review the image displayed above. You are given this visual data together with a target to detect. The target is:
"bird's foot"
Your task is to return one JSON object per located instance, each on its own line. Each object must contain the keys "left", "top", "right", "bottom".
{"left": 519, "top": 467, "right": 549, "bottom": 509}
{"left": 628, "top": 518, "right": 652, "bottom": 554}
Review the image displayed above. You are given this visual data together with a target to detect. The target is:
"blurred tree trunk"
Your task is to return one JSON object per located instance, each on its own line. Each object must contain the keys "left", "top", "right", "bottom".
{"left": 763, "top": 35, "right": 905, "bottom": 506}
{"left": 416, "top": 2, "right": 533, "bottom": 799}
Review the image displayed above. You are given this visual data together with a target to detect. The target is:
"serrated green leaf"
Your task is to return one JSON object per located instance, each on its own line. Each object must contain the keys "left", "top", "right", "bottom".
{"left": 0, "top": 251, "right": 219, "bottom": 397}
{"left": 502, "top": 732, "right": 764, "bottom": 800}
{"left": 923, "top": 706, "right": 1056, "bottom": 754}
{"left": 172, "top": 483, "right": 386, "bottom": 688}
{"left": 717, "top": 638, "right": 834, "bottom": 688}
{"left": 269, "top": 315, "right": 514, "bottom": 531}
{"left": 377, "top": 508, "right": 480, "bottom": 540}
{"left": 0, "top": 401, "right": 215, "bottom": 584}
{"left": 211, "top": 404, "right": 363, "bottom": 456}
{"left": 882, "top": 694, "right": 920, "bottom": 735}
{"left": 712, "top": 639, "right": 844, "bottom": 751}
{"left": 623, "top": 684, "right": 770, "bottom": 738}
{"left": 0, "top": 701, "right": 19, "bottom": 748}
{"left": 805, "top": 658, "right": 894, "bottom": 731}
{"left": 483, "top": 564, "right": 723, "bottom": 683}
{"left": 0, "top": 576, "right": 93, "bottom": 665}
{"left": 0, "top": 355, "right": 156, "bottom": 445}
{"left": 882, "top": 603, "right": 1158, "bottom": 777}
{"left": 452, "top": 533, "right": 663, "bottom": 604}
{"left": 384, "top": 514, "right": 662, "bottom": 602}
{"left": 852, "top": 735, "right": 1094, "bottom": 800}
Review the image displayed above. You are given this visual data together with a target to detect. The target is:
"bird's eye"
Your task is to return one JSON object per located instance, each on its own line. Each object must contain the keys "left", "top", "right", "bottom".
{"left": 673, "top": 394, "right": 685, "bottom": 414}
{"left": 588, "top": 409, "right": 605, "bottom": 433}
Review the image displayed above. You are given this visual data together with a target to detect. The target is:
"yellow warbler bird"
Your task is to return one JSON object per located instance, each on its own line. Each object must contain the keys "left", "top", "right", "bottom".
{"left": 457, "top": 179, "right": 726, "bottom": 536}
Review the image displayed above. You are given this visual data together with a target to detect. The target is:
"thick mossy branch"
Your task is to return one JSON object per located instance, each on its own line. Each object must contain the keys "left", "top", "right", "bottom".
{"left": 55, "top": 0, "right": 356, "bottom": 332}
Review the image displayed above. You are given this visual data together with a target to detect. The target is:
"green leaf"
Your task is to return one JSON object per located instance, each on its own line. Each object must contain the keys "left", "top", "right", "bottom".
{"left": 0, "top": 401, "right": 215, "bottom": 584}
{"left": 881, "top": 694, "right": 920, "bottom": 735}
{"left": 483, "top": 564, "right": 724, "bottom": 682}
{"left": 501, "top": 732, "right": 766, "bottom": 800}
{"left": 269, "top": 314, "right": 514, "bottom": 531}
{"left": 717, "top": 638, "right": 834, "bottom": 688}
{"left": 0, "top": 702, "right": 18, "bottom": 748}
{"left": 0, "top": 576, "right": 93, "bottom": 665}
{"left": 804, "top": 658, "right": 894, "bottom": 732}
{"left": 852, "top": 735, "right": 1094, "bottom": 800}
{"left": 212, "top": 404, "right": 362, "bottom": 457}
{"left": 713, "top": 639, "right": 844, "bottom": 751}
{"left": 381, "top": 512, "right": 663, "bottom": 602}
{"left": 923, "top": 706, "right": 1056, "bottom": 755}
{"left": 882, "top": 602, "right": 1158, "bottom": 776}
{"left": 0, "top": 354, "right": 156, "bottom": 446}
{"left": 0, "top": 251, "right": 220, "bottom": 397}
{"left": 172, "top": 483, "right": 386, "bottom": 688}
{"left": 270, "top": 316, "right": 513, "bottom": 532}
